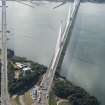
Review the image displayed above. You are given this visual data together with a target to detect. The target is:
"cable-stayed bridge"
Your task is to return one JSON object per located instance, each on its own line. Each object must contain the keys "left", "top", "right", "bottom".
{"left": 35, "top": 0, "right": 80, "bottom": 105}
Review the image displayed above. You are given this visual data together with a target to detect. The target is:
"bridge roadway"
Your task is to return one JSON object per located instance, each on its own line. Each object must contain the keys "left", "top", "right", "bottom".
{"left": 1, "top": 0, "right": 11, "bottom": 105}
{"left": 35, "top": 0, "right": 81, "bottom": 105}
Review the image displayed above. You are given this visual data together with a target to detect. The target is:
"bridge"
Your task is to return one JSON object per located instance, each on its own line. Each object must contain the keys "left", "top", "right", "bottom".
{"left": 0, "top": 0, "right": 80, "bottom": 105}
{"left": 35, "top": 0, "right": 81, "bottom": 105}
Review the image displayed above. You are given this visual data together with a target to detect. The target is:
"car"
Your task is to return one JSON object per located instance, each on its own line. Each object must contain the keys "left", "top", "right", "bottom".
{"left": 33, "top": 90, "right": 37, "bottom": 95}
{"left": 46, "top": 94, "right": 49, "bottom": 99}
{"left": 32, "top": 95, "right": 37, "bottom": 100}
{"left": 31, "top": 92, "right": 37, "bottom": 100}
{"left": 70, "top": 17, "right": 72, "bottom": 20}
{"left": 37, "top": 97, "right": 41, "bottom": 103}
{"left": 31, "top": 88, "right": 38, "bottom": 100}
{"left": 42, "top": 87, "right": 47, "bottom": 90}
{"left": 32, "top": 86, "right": 38, "bottom": 95}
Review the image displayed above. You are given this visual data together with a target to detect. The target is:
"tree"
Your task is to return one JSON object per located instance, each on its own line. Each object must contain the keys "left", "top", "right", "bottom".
{"left": 8, "top": 60, "right": 47, "bottom": 95}
{"left": 68, "top": 90, "right": 100, "bottom": 105}
{"left": 53, "top": 79, "right": 100, "bottom": 105}
{"left": 53, "top": 80, "right": 71, "bottom": 98}
{"left": 7, "top": 49, "right": 14, "bottom": 58}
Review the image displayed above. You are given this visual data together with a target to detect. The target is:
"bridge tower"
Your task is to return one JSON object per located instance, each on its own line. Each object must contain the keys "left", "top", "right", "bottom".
{"left": 56, "top": 0, "right": 80, "bottom": 72}
{"left": 1, "top": 0, "right": 11, "bottom": 104}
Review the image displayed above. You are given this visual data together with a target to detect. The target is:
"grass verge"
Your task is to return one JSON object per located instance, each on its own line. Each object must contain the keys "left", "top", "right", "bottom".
{"left": 24, "top": 90, "right": 33, "bottom": 105}
{"left": 49, "top": 91, "right": 57, "bottom": 105}
{"left": 11, "top": 96, "right": 21, "bottom": 105}
{"left": 58, "top": 101, "right": 71, "bottom": 105}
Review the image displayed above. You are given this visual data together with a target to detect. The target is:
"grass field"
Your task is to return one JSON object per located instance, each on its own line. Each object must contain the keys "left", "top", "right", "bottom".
{"left": 11, "top": 90, "right": 33, "bottom": 105}
{"left": 11, "top": 96, "right": 21, "bottom": 105}
{"left": 24, "top": 90, "right": 33, "bottom": 105}
{"left": 58, "top": 102, "right": 71, "bottom": 105}
{"left": 49, "top": 91, "right": 57, "bottom": 105}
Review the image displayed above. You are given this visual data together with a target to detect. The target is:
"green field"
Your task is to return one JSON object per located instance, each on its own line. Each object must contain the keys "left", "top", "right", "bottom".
{"left": 48, "top": 91, "right": 71, "bottom": 105}
{"left": 11, "top": 96, "right": 21, "bottom": 105}
{"left": 49, "top": 91, "right": 57, "bottom": 105}
{"left": 24, "top": 91, "right": 33, "bottom": 105}
{"left": 58, "top": 102, "right": 71, "bottom": 105}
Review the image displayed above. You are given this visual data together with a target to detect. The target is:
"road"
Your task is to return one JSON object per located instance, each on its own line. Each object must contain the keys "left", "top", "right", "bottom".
{"left": 35, "top": 0, "right": 81, "bottom": 105}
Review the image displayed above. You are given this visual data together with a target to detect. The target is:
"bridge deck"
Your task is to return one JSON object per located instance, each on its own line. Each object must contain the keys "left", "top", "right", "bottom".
{"left": 36, "top": 0, "right": 81, "bottom": 105}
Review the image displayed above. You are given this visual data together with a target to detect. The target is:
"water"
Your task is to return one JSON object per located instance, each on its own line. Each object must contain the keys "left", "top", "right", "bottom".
{"left": 0, "top": 1, "right": 105, "bottom": 105}
{"left": 0, "top": 1, "right": 69, "bottom": 64}
{"left": 61, "top": 3, "right": 105, "bottom": 105}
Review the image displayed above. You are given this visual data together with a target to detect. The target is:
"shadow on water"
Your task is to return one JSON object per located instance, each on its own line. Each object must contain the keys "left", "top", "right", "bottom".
{"left": 61, "top": 3, "right": 105, "bottom": 105}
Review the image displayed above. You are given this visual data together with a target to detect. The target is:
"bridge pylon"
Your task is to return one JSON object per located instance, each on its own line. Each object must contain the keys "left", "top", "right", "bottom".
{"left": 1, "top": 0, "right": 11, "bottom": 104}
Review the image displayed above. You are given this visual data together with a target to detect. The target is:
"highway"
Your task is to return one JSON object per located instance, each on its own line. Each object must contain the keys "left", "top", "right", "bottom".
{"left": 35, "top": 0, "right": 81, "bottom": 105}
{"left": 1, "top": 0, "right": 11, "bottom": 104}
